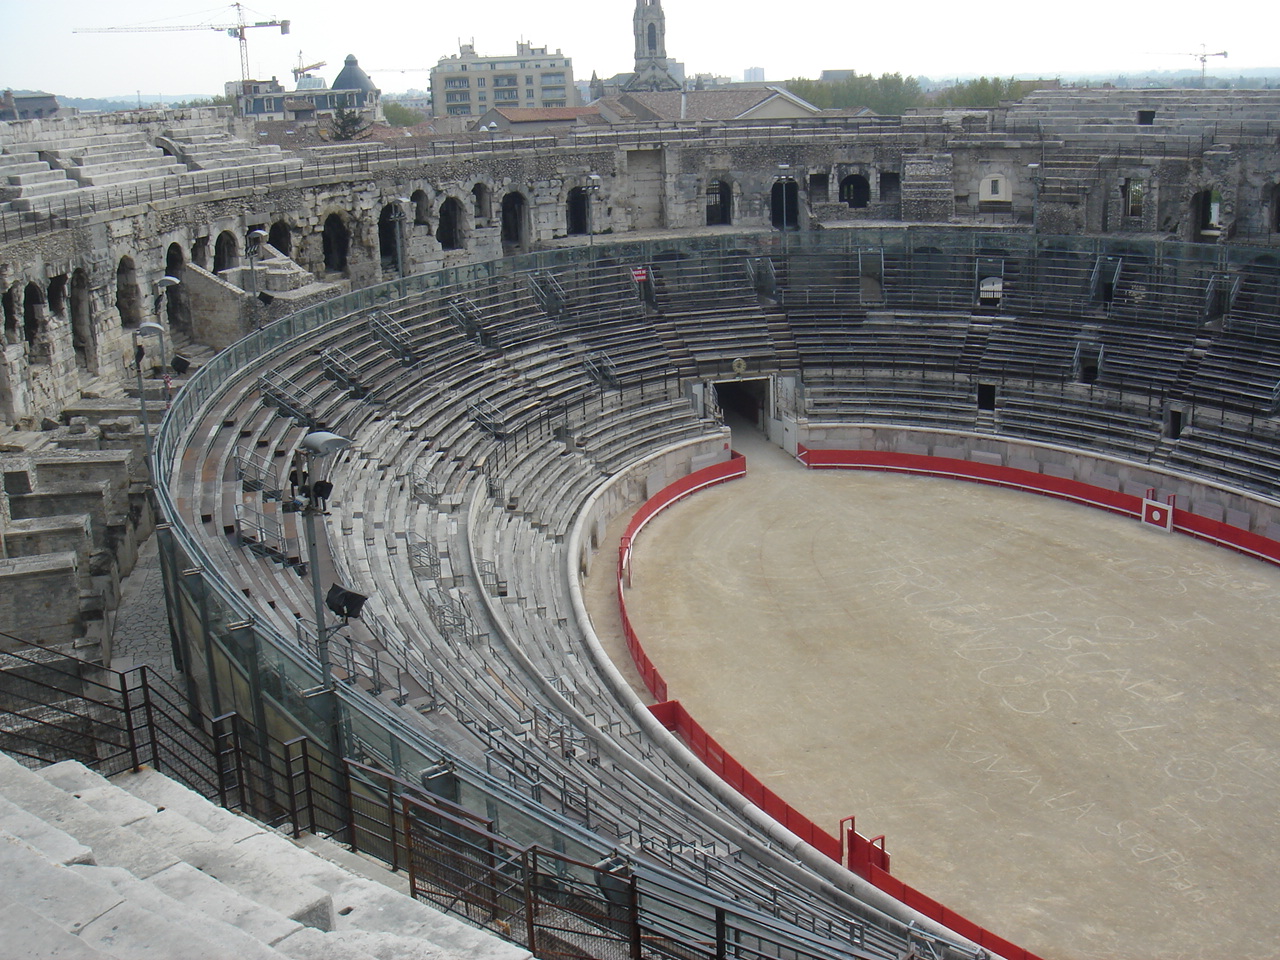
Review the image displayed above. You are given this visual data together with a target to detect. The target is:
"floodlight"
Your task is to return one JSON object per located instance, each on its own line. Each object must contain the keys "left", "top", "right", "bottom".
{"left": 300, "top": 431, "right": 350, "bottom": 457}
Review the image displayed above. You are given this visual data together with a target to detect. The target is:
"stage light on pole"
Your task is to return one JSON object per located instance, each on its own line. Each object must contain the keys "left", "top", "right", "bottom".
{"left": 297, "top": 429, "right": 352, "bottom": 762}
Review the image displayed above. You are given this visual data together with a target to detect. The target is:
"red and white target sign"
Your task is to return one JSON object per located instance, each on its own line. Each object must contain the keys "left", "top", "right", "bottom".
{"left": 1141, "top": 498, "right": 1174, "bottom": 532}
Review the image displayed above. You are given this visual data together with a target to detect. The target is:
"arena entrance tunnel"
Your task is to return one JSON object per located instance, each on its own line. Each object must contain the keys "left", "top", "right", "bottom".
{"left": 714, "top": 377, "right": 769, "bottom": 429}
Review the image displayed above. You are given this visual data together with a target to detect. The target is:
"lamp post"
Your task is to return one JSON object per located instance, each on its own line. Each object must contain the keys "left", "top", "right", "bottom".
{"left": 247, "top": 228, "right": 267, "bottom": 295}
{"left": 394, "top": 196, "right": 411, "bottom": 276}
{"left": 132, "top": 320, "right": 167, "bottom": 486}
{"left": 1027, "top": 163, "right": 1042, "bottom": 234}
{"left": 586, "top": 173, "right": 601, "bottom": 253}
{"left": 775, "top": 162, "right": 792, "bottom": 251}
{"left": 296, "top": 430, "right": 351, "bottom": 761}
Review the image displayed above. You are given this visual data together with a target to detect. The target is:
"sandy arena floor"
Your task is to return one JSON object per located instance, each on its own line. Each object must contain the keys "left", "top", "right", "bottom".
{"left": 584, "top": 424, "right": 1280, "bottom": 960}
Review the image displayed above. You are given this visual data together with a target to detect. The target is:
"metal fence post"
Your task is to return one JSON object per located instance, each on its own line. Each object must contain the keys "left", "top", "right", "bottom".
{"left": 119, "top": 671, "right": 141, "bottom": 772}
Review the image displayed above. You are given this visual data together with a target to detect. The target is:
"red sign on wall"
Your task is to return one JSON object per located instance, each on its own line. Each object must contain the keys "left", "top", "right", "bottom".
{"left": 630, "top": 266, "right": 649, "bottom": 282}
{"left": 1141, "top": 498, "right": 1174, "bottom": 532}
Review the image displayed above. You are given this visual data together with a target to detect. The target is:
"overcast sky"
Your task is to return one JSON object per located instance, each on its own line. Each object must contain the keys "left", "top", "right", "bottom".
{"left": 8, "top": 0, "right": 1274, "bottom": 100}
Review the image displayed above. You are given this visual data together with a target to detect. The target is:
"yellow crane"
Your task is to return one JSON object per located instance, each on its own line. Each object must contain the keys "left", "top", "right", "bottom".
{"left": 74, "top": 4, "right": 290, "bottom": 82}
{"left": 292, "top": 52, "right": 327, "bottom": 85}
{"left": 1179, "top": 45, "right": 1228, "bottom": 84}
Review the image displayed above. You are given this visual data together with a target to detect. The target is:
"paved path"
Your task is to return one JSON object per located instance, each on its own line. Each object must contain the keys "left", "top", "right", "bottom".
{"left": 586, "top": 422, "right": 1280, "bottom": 960}
{"left": 109, "top": 536, "right": 181, "bottom": 688}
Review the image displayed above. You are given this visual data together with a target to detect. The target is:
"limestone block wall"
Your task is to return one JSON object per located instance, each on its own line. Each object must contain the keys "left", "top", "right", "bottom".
{"left": 0, "top": 552, "right": 83, "bottom": 645}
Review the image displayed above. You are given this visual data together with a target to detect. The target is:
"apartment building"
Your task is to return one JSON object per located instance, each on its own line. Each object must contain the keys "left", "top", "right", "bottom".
{"left": 429, "top": 42, "right": 577, "bottom": 117}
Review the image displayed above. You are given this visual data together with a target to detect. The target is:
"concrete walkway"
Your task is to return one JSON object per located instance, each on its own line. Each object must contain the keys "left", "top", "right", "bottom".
{"left": 586, "top": 421, "right": 1280, "bottom": 960}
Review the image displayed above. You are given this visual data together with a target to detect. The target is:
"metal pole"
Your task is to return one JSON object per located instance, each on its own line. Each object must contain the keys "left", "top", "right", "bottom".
{"left": 301, "top": 459, "right": 345, "bottom": 765}
{"left": 134, "top": 332, "right": 156, "bottom": 487}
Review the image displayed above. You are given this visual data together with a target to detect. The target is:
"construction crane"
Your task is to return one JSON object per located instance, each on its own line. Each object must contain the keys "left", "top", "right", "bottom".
{"left": 292, "top": 52, "right": 327, "bottom": 84}
{"left": 1179, "top": 45, "right": 1228, "bottom": 84}
{"left": 74, "top": 4, "right": 290, "bottom": 82}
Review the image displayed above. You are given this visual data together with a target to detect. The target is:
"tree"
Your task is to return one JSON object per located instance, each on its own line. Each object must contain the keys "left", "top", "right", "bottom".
{"left": 169, "top": 94, "right": 234, "bottom": 109}
{"left": 383, "top": 102, "right": 425, "bottom": 127}
{"left": 328, "top": 107, "right": 372, "bottom": 141}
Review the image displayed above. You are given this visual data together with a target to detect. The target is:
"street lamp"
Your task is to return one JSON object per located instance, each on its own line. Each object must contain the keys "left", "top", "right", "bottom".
{"left": 247, "top": 228, "right": 267, "bottom": 295}
{"left": 132, "top": 320, "right": 168, "bottom": 486}
{"left": 586, "top": 174, "right": 601, "bottom": 253}
{"left": 295, "top": 429, "right": 352, "bottom": 762}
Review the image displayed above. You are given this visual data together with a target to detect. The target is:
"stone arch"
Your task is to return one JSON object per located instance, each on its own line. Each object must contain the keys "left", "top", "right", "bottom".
{"left": 3, "top": 283, "right": 19, "bottom": 344}
{"left": 268, "top": 221, "right": 293, "bottom": 257}
{"left": 471, "top": 183, "right": 491, "bottom": 221}
{"left": 378, "top": 203, "right": 403, "bottom": 273}
{"left": 115, "top": 256, "right": 143, "bottom": 329}
{"left": 411, "top": 189, "right": 431, "bottom": 226}
{"left": 164, "top": 243, "right": 192, "bottom": 334}
{"left": 839, "top": 174, "right": 871, "bottom": 209}
{"left": 1189, "top": 188, "right": 1221, "bottom": 242}
{"left": 770, "top": 179, "right": 798, "bottom": 229}
{"left": 706, "top": 179, "right": 732, "bottom": 226}
{"left": 213, "top": 231, "right": 239, "bottom": 273}
{"left": 47, "top": 275, "right": 67, "bottom": 316}
{"left": 500, "top": 191, "right": 529, "bottom": 253}
{"left": 23, "top": 282, "right": 46, "bottom": 357}
{"left": 70, "top": 268, "right": 95, "bottom": 372}
{"left": 191, "top": 236, "right": 210, "bottom": 270}
{"left": 436, "top": 197, "right": 465, "bottom": 251}
{"left": 566, "top": 187, "right": 590, "bottom": 236}
{"left": 322, "top": 213, "right": 350, "bottom": 272}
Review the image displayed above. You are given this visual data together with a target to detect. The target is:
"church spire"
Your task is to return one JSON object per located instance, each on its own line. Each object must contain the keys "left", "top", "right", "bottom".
{"left": 623, "top": 0, "right": 681, "bottom": 93}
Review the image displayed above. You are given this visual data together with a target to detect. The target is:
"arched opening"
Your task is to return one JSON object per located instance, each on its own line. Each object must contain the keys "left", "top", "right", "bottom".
{"left": 23, "top": 282, "right": 46, "bottom": 359}
{"left": 647, "top": 22, "right": 658, "bottom": 53}
{"left": 378, "top": 203, "right": 402, "bottom": 273}
{"left": 191, "top": 236, "right": 209, "bottom": 270}
{"left": 115, "top": 256, "right": 143, "bottom": 329}
{"left": 70, "top": 268, "right": 94, "bottom": 371}
{"left": 322, "top": 213, "right": 350, "bottom": 272}
{"left": 213, "top": 231, "right": 239, "bottom": 273}
{"left": 268, "top": 221, "right": 292, "bottom": 257}
{"left": 411, "top": 189, "right": 431, "bottom": 226}
{"left": 47, "top": 275, "right": 67, "bottom": 316}
{"left": 566, "top": 187, "right": 589, "bottom": 236}
{"left": 706, "top": 179, "right": 732, "bottom": 226}
{"left": 770, "top": 179, "right": 799, "bottom": 229}
{"left": 471, "top": 183, "right": 491, "bottom": 221}
{"left": 1190, "top": 189, "right": 1221, "bottom": 242}
{"left": 880, "top": 172, "right": 901, "bottom": 204}
{"left": 501, "top": 192, "right": 528, "bottom": 253}
{"left": 839, "top": 174, "right": 871, "bottom": 209}
{"left": 164, "top": 243, "right": 191, "bottom": 333}
{"left": 435, "top": 198, "right": 464, "bottom": 251}
{"left": 2, "top": 285, "right": 18, "bottom": 344}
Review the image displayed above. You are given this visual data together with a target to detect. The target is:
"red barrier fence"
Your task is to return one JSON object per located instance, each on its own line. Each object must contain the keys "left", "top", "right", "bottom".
{"left": 648, "top": 699, "right": 843, "bottom": 861}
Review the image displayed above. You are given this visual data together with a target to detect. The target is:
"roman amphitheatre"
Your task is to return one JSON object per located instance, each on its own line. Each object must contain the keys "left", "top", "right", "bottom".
{"left": 3, "top": 85, "right": 1280, "bottom": 960}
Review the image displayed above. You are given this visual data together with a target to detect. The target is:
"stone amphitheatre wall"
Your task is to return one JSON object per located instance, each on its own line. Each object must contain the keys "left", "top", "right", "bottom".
{"left": 0, "top": 92, "right": 1278, "bottom": 651}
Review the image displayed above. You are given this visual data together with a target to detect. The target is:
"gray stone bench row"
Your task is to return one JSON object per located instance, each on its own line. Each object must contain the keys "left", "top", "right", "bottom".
{"left": 0, "top": 751, "right": 530, "bottom": 960}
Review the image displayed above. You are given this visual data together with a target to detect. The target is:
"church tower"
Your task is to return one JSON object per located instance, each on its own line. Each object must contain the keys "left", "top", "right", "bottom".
{"left": 622, "top": 0, "right": 682, "bottom": 92}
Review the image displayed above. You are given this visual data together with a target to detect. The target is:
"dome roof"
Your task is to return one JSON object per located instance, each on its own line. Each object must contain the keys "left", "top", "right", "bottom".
{"left": 331, "top": 54, "right": 378, "bottom": 93}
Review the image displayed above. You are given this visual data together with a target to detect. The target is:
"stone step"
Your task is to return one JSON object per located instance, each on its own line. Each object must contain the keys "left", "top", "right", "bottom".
{"left": 68, "top": 163, "right": 184, "bottom": 187}
{"left": 0, "top": 832, "right": 276, "bottom": 960}
{"left": 7, "top": 168, "right": 73, "bottom": 186}
{"left": 2, "top": 160, "right": 54, "bottom": 177}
